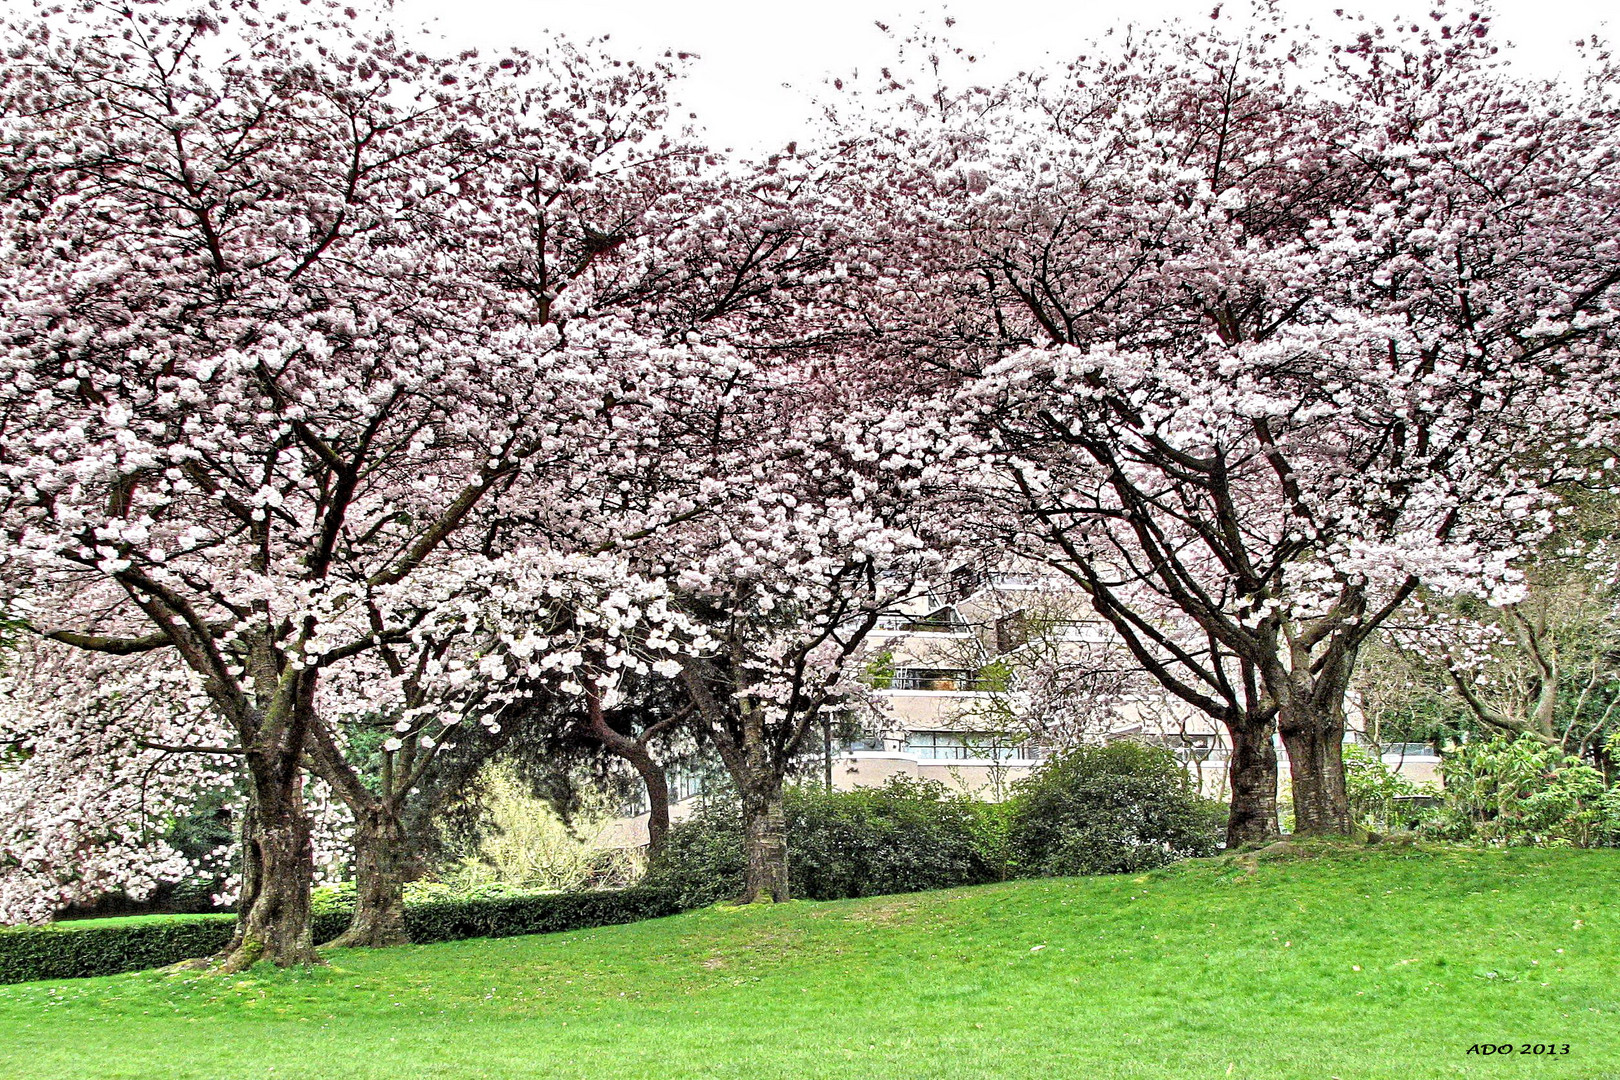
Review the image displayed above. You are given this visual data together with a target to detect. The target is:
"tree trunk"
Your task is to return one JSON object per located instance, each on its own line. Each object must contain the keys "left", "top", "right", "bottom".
{"left": 733, "top": 700, "right": 790, "bottom": 903}
{"left": 740, "top": 779, "right": 789, "bottom": 903}
{"left": 630, "top": 753, "right": 672, "bottom": 863}
{"left": 218, "top": 768, "right": 320, "bottom": 971}
{"left": 324, "top": 808, "right": 409, "bottom": 949}
{"left": 1223, "top": 718, "right": 1281, "bottom": 848}
{"left": 1279, "top": 706, "right": 1351, "bottom": 836}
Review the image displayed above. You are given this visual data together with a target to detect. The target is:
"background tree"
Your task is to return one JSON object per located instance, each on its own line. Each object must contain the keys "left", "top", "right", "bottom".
{"left": 839, "top": 5, "right": 1620, "bottom": 836}
{"left": 0, "top": 640, "right": 237, "bottom": 924}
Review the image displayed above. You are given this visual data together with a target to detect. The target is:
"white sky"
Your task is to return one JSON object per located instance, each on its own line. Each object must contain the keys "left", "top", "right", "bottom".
{"left": 389, "top": 0, "right": 1618, "bottom": 153}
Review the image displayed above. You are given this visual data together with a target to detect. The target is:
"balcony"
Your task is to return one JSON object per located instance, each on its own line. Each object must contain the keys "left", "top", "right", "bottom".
{"left": 889, "top": 668, "right": 998, "bottom": 692}
{"left": 903, "top": 730, "right": 1046, "bottom": 762}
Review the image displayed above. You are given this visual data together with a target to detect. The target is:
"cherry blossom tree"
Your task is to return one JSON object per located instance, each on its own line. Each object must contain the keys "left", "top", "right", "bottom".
{"left": 0, "top": 0, "right": 738, "bottom": 964}
{"left": 631, "top": 378, "right": 945, "bottom": 901}
{"left": 841, "top": 5, "right": 1620, "bottom": 837}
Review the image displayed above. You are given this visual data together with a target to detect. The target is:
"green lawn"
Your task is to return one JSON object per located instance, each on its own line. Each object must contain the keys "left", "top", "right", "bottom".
{"left": 1, "top": 844, "right": 1616, "bottom": 1079}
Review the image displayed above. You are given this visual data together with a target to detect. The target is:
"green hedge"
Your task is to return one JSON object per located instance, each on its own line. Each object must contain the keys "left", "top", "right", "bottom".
{"left": 0, "top": 886, "right": 682, "bottom": 985}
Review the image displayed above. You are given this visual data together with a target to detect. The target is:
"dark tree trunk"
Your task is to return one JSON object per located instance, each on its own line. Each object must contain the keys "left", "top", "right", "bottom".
{"left": 324, "top": 808, "right": 409, "bottom": 949}
{"left": 579, "top": 677, "right": 673, "bottom": 862}
{"left": 740, "top": 779, "right": 789, "bottom": 903}
{"left": 1279, "top": 705, "right": 1351, "bottom": 835}
{"left": 219, "top": 766, "right": 320, "bottom": 971}
{"left": 1223, "top": 718, "right": 1281, "bottom": 848}
{"left": 629, "top": 752, "right": 672, "bottom": 862}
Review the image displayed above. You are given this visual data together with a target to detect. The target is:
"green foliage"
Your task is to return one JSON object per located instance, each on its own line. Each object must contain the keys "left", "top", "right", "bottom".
{"left": 1433, "top": 735, "right": 1620, "bottom": 848}
{"left": 441, "top": 765, "right": 641, "bottom": 892}
{"left": 860, "top": 649, "right": 895, "bottom": 690}
{"left": 652, "top": 756, "right": 1220, "bottom": 906}
{"left": 397, "top": 886, "right": 681, "bottom": 946}
{"left": 643, "top": 798, "right": 743, "bottom": 907}
{"left": 1343, "top": 745, "right": 1436, "bottom": 832}
{"left": 648, "top": 778, "right": 1008, "bottom": 906}
{"left": 0, "top": 888, "right": 682, "bottom": 985}
{"left": 788, "top": 778, "right": 1007, "bottom": 900}
{"left": 1005, "top": 742, "right": 1225, "bottom": 876}
{"left": 973, "top": 658, "right": 1014, "bottom": 693}
{"left": 0, "top": 916, "right": 238, "bottom": 984}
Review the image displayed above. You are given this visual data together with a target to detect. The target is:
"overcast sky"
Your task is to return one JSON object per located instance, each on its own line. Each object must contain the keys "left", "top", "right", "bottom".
{"left": 387, "top": 0, "right": 1617, "bottom": 153}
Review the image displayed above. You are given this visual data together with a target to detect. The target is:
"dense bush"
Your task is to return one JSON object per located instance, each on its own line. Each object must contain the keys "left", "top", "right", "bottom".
{"left": 648, "top": 777, "right": 1008, "bottom": 906}
{"left": 1005, "top": 742, "right": 1224, "bottom": 876}
{"left": 0, "top": 886, "right": 682, "bottom": 985}
{"left": 791, "top": 779, "right": 1006, "bottom": 899}
{"left": 1430, "top": 735, "right": 1620, "bottom": 848}
{"left": 1343, "top": 745, "right": 1437, "bottom": 832}
{"left": 400, "top": 885, "right": 680, "bottom": 944}
{"left": 0, "top": 917, "right": 235, "bottom": 984}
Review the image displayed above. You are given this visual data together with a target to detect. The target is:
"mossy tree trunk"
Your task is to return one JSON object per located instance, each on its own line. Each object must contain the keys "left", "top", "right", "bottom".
{"left": 219, "top": 754, "right": 320, "bottom": 971}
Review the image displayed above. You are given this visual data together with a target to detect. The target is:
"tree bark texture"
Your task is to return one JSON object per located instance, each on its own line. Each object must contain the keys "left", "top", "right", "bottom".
{"left": 324, "top": 809, "right": 409, "bottom": 948}
{"left": 740, "top": 779, "right": 789, "bottom": 903}
{"left": 1279, "top": 703, "right": 1351, "bottom": 835}
{"left": 633, "top": 754, "right": 672, "bottom": 863}
{"left": 219, "top": 766, "right": 320, "bottom": 971}
{"left": 1223, "top": 718, "right": 1281, "bottom": 847}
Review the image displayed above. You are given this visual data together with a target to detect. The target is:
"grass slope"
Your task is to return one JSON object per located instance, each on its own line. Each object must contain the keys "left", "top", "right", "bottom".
{"left": 0, "top": 844, "right": 1616, "bottom": 1080}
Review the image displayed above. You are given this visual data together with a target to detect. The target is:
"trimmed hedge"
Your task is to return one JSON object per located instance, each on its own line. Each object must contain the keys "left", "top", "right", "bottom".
{"left": 0, "top": 885, "right": 682, "bottom": 985}
{"left": 398, "top": 886, "right": 682, "bottom": 944}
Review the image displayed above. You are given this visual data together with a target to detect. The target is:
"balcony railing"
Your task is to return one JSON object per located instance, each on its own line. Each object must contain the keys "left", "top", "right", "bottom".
{"left": 875, "top": 613, "right": 964, "bottom": 633}
{"left": 890, "top": 670, "right": 998, "bottom": 692}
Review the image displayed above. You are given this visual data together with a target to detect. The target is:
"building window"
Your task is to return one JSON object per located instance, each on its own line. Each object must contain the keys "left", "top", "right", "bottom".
{"left": 904, "top": 730, "right": 1031, "bottom": 761}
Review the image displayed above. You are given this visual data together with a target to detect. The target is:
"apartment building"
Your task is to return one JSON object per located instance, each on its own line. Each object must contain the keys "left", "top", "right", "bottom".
{"left": 607, "top": 563, "right": 1440, "bottom": 845}
{"left": 829, "top": 562, "right": 1442, "bottom": 800}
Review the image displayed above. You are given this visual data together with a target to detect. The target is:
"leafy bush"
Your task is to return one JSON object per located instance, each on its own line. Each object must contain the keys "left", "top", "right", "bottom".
{"left": 1005, "top": 742, "right": 1224, "bottom": 876}
{"left": 400, "top": 885, "right": 680, "bottom": 944}
{"left": 0, "top": 917, "right": 236, "bottom": 984}
{"left": 646, "top": 799, "right": 746, "bottom": 908}
{"left": 0, "top": 886, "right": 682, "bottom": 985}
{"left": 308, "top": 877, "right": 560, "bottom": 915}
{"left": 1431, "top": 735, "right": 1620, "bottom": 848}
{"left": 443, "top": 766, "right": 642, "bottom": 892}
{"left": 1343, "top": 744, "right": 1437, "bottom": 832}
{"left": 790, "top": 778, "right": 1007, "bottom": 900}
{"left": 648, "top": 777, "right": 1008, "bottom": 906}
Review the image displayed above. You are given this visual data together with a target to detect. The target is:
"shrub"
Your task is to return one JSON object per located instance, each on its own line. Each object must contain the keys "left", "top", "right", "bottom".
{"left": 647, "top": 777, "right": 1008, "bottom": 906}
{"left": 0, "top": 886, "right": 682, "bottom": 985}
{"left": 1005, "top": 742, "right": 1224, "bottom": 877}
{"left": 399, "top": 885, "right": 681, "bottom": 944}
{"left": 444, "top": 766, "right": 642, "bottom": 892}
{"left": 789, "top": 778, "right": 1007, "bottom": 900}
{"left": 0, "top": 917, "right": 236, "bottom": 984}
{"left": 646, "top": 798, "right": 746, "bottom": 908}
{"left": 1431, "top": 735, "right": 1620, "bottom": 848}
{"left": 1344, "top": 744, "right": 1437, "bottom": 832}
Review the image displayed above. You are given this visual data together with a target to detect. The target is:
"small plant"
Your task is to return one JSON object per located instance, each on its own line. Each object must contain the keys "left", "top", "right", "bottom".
{"left": 647, "top": 777, "right": 1007, "bottom": 906}
{"left": 1343, "top": 745, "right": 1437, "bottom": 832}
{"left": 862, "top": 649, "right": 896, "bottom": 691}
{"left": 442, "top": 766, "right": 642, "bottom": 893}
